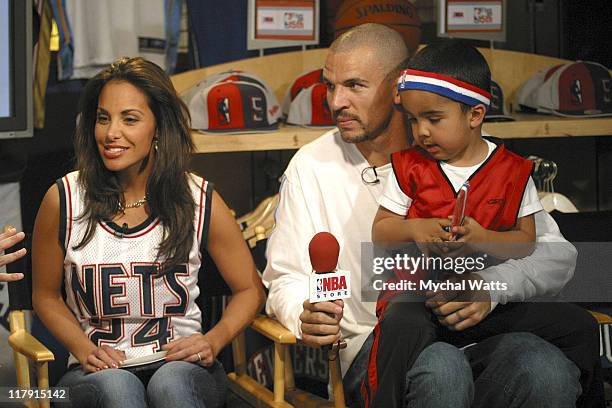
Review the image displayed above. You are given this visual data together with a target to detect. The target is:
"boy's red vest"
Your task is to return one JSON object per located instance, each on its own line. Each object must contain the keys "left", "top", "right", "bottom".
{"left": 391, "top": 144, "right": 533, "bottom": 231}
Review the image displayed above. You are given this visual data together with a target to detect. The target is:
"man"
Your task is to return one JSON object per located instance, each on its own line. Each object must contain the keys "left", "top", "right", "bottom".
{"left": 263, "top": 24, "right": 591, "bottom": 407}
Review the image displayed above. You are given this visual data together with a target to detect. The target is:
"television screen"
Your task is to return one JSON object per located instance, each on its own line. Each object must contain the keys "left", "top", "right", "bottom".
{"left": 0, "top": 0, "right": 33, "bottom": 139}
{"left": 1, "top": 0, "right": 12, "bottom": 118}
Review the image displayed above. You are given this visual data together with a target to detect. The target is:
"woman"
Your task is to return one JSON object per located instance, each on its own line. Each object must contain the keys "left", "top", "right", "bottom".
{"left": 32, "top": 57, "right": 265, "bottom": 408}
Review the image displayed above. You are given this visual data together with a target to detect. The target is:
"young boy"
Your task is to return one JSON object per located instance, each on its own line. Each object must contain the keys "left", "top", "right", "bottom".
{"left": 362, "top": 41, "right": 601, "bottom": 408}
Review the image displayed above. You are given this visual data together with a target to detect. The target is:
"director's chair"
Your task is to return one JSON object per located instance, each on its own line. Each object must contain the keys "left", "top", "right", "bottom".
{"left": 6, "top": 226, "right": 348, "bottom": 408}
{"left": 228, "top": 226, "right": 347, "bottom": 408}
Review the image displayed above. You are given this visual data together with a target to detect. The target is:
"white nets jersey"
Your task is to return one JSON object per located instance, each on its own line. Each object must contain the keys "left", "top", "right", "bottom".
{"left": 57, "top": 171, "right": 212, "bottom": 365}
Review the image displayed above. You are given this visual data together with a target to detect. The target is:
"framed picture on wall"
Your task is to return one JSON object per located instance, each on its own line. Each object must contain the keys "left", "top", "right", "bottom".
{"left": 437, "top": 0, "right": 506, "bottom": 42}
{"left": 247, "top": 0, "right": 320, "bottom": 50}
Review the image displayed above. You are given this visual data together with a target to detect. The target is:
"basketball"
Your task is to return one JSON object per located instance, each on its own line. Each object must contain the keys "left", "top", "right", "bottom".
{"left": 334, "top": 0, "right": 422, "bottom": 54}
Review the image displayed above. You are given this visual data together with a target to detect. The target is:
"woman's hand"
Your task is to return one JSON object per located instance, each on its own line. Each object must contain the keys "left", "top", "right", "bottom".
{"left": 162, "top": 333, "right": 215, "bottom": 366}
{"left": 80, "top": 345, "right": 126, "bottom": 373}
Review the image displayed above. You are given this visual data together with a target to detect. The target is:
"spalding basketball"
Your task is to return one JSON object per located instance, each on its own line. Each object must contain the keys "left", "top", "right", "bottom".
{"left": 334, "top": 0, "right": 422, "bottom": 54}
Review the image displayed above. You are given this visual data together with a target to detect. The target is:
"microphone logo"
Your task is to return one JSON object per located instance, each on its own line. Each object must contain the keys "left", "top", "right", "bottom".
{"left": 311, "top": 270, "right": 351, "bottom": 302}
{"left": 316, "top": 275, "right": 348, "bottom": 292}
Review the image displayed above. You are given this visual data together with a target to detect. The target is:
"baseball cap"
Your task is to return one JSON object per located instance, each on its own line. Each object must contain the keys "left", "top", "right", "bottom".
{"left": 182, "top": 70, "right": 281, "bottom": 132}
{"left": 286, "top": 83, "right": 335, "bottom": 127}
{"left": 282, "top": 68, "right": 324, "bottom": 116}
{"left": 516, "top": 67, "right": 550, "bottom": 113}
{"left": 517, "top": 61, "right": 612, "bottom": 117}
{"left": 485, "top": 80, "right": 514, "bottom": 122}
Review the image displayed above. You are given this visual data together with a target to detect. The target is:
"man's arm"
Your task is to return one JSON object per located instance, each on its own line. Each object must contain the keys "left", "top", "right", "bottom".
{"left": 262, "top": 171, "right": 343, "bottom": 347}
{"left": 427, "top": 210, "right": 576, "bottom": 330}
{"left": 473, "top": 210, "right": 576, "bottom": 303}
{"left": 262, "top": 173, "right": 315, "bottom": 336}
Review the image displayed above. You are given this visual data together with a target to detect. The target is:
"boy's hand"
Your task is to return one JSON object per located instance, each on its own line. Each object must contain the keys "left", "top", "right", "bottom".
{"left": 451, "top": 216, "right": 489, "bottom": 250}
{"left": 408, "top": 218, "right": 452, "bottom": 255}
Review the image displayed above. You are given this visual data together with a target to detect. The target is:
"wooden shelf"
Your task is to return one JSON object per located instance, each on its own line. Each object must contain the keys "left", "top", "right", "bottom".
{"left": 192, "top": 126, "right": 327, "bottom": 153}
{"left": 193, "top": 115, "right": 612, "bottom": 153}
{"left": 174, "top": 48, "right": 612, "bottom": 154}
{"left": 483, "top": 114, "right": 612, "bottom": 139}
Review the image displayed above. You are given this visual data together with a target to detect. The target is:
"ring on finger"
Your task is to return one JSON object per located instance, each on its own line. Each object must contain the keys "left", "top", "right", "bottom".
{"left": 197, "top": 352, "right": 202, "bottom": 362}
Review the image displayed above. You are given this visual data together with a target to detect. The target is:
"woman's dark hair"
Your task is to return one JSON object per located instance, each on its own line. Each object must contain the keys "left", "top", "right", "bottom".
{"left": 406, "top": 40, "right": 491, "bottom": 112}
{"left": 74, "top": 57, "right": 196, "bottom": 275}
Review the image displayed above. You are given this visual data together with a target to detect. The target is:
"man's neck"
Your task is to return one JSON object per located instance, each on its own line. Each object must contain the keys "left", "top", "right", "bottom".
{"left": 356, "top": 111, "right": 409, "bottom": 167}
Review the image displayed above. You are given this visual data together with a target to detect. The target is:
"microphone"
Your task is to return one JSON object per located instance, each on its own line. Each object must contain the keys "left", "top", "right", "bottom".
{"left": 307, "top": 232, "right": 349, "bottom": 365}
{"left": 309, "top": 232, "right": 340, "bottom": 273}
{"left": 308, "top": 232, "right": 350, "bottom": 304}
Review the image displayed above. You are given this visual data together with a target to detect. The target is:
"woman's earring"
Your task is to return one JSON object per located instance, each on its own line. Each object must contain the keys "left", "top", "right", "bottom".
{"left": 154, "top": 138, "right": 159, "bottom": 152}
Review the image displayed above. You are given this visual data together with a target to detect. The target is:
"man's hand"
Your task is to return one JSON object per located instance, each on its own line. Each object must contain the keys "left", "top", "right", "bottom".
{"left": 0, "top": 227, "right": 26, "bottom": 281}
{"left": 425, "top": 273, "right": 491, "bottom": 331}
{"left": 299, "top": 299, "right": 343, "bottom": 348}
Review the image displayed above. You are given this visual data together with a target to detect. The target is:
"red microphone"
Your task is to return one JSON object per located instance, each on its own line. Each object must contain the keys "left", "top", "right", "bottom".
{"left": 309, "top": 232, "right": 340, "bottom": 273}
{"left": 308, "top": 232, "right": 350, "bottom": 303}
{"left": 308, "top": 232, "right": 349, "bottom": 366}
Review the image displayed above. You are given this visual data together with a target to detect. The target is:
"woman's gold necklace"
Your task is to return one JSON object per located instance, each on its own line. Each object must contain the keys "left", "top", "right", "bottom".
{"left": 118, "top": 197, "right": 147, "bottom": 214}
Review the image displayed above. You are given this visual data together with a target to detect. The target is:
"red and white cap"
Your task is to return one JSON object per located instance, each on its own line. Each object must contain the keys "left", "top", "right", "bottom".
{"left": 518, "top": 61, "right": 612, "bottom": 117}
{"left": 286, "top": 83, "right": 335, "bottom": 127}
{"left": 282, "top": 68, "right": 334, "bottom": 127}
{"left": 181, "top": 70, "right": 281, "bottom": 132}
{"left": 282, "top": 68, "right": 324, "bottom": 115}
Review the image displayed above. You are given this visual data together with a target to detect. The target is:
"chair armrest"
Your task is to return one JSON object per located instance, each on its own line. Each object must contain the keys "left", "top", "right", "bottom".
{"left": 589, "top": 310, "right": 612, "bottom": 325}
{"left": 250, "top": 315, "right": 297, "bottom": 344}
{"left": 8, "top": 330, "right": 55, "bottom": 363}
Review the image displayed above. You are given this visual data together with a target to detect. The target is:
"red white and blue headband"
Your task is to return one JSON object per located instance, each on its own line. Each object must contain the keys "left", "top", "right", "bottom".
{"left": 397, "top": 69, "right": 491, "bottom": 107}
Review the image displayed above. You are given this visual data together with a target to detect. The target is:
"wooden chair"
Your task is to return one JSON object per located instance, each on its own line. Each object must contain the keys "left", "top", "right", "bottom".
{"left": 6, "top": 227, "right": 347, "bottom": 408}
{"left": 3, "top": 232, "right": 248, "bottom": 407}
{"left": 6, "top": 234, "right": 53, "bottom": 408}
{"left": 240, "top": 194, "right": 279, "bottom": 242}
{"left": 228, "top": 226, "right": 347, "bottom": 408}
{"left": 550, "top": 211, "right": 612, "bottom": 324}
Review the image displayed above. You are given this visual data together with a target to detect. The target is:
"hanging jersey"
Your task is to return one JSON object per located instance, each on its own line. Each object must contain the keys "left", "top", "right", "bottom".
{"left": 57, "top": 171, "right": 212, "bottom": 366}
{"left": 65, "top": 0, "right": 166, "bottom": 79}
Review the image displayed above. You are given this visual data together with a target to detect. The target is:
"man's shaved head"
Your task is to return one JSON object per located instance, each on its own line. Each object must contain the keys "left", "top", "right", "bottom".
{"left": 330, "top": 23, "right": 409, "bottom": 78}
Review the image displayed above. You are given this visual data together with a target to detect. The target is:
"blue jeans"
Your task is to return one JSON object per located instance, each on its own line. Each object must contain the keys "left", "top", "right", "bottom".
{"left": 344, "top": 339, "right": 473, "bottom": 408}
{"left": 56, "top": 360, "right": 228, "bottom": 408}
{"left": 343, "top": 332, "right": 581, "bottom": 408}
{"left": 465, "top": 332, "right": 581, "bottom": 408}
